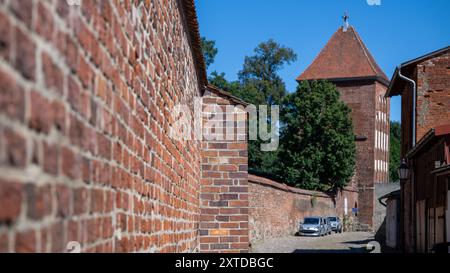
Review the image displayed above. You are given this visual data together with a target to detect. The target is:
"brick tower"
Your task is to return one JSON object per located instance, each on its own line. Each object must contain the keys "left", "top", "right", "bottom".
{"left": 297, "top": 24, "right": 390, "bottom": 229}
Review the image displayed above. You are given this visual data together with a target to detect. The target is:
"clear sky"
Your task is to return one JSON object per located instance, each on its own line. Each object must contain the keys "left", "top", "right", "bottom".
{"left": 195, "top": 0, "right": 450, "bottom": 122}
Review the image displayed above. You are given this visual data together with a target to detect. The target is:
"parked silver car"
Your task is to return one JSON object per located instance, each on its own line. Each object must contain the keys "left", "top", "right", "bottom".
{"left": 322, "top": 217, "right": 332, "bottom": 235}
{"left": 327, "top": 216, "right": 343, "bottom": 233}
{"left": 299, "top": 217, "right": 325, "bottom": 236}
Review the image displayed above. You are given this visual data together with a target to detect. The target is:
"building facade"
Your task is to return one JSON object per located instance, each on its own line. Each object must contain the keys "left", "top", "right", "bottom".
{"left": 386, "top": 46, "right": 450, "bottom": 253}
{"left": 297, "top": 25, "right": 390, "bottom": 229}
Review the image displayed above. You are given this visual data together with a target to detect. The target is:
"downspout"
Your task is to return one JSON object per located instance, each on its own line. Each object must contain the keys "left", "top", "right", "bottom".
{"left": 397, "top": 65, "right": 417, "bottom": 252}
{"left": 397, "top": 66, "right": 417, "bottom": 146}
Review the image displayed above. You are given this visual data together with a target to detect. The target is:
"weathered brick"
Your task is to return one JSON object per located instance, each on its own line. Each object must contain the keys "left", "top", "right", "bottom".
{"left": 25, "top": 184, "right": 52, "bottom": 220}
{"left": 43, "top": 142, "right": 59, "bottom": 175}
{"left": 42, "top": 52, "right": 64, "bottom": 94}
{"left": 0, "top": 12, "right": 12, "bottom": 63}
{"left": 0, "top": 180, "right": 22, "bottom": 223}
{"left": 0, "top": 231, "right": 9, "bottom": 253}
{"left": 34, "top": 2, "right": 54, "bottom": 41}
{"left": 50, "top": 222, "right": 64, "bottom": 253}
{"left": 14, "top": 26, "right": 36, "bottom": 80}
{"left": 29, "top": 91, "right": 51, "bottom": 133}
{"left": 15, "top": 229, "right": 36, "bottom": 253}
{"left": 73, "top": 188, "right": 88, "bottom": 215}
{"left": 4, "top": 129, "right": 26, "bottom": 167}
{"left": 61, "top": 147, "right": 80, "bottom": 180}
{"left": 56, "top": 185, "right": 71, "bottom": 218}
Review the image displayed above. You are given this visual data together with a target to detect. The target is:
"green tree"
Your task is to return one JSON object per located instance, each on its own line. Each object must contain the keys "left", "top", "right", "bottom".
{"left": 238, "top": 40, "right": 296, "bottom": 175}
{"left": 208, "top": 40, "right": 297, "bottom": 178}
{"left": 238, "top": 39, "right": 297, "bottom": 105}
{"left": 389, "top": 121, "right": 401, "bottom": 182}
{"left": 278, "top": 80, "right": 356, "bottom": 192}
{"left": 201, "top": 37, "right": 218, "bottom": 69}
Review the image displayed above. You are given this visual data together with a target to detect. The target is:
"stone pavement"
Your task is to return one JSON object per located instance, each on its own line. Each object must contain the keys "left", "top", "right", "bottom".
{"left": 251, "top": 232, "right": 382, "bottom": 253}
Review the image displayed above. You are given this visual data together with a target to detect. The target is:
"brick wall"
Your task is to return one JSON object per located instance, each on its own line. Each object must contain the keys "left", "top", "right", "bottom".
{"left": 416, "top": 52, "right": 450, "bottom": 139}
{"left": 374, "top": 81, "right": 390, "bottom": 184}
{"left": 248, "top": 175, "right": 358, "bottom": 245}
{"left": 401, "top": 51, "right": 450, "bottom": 156}
{"left": 398, "top": 50, "right": 450, "bottom": 253}
{"left": 199, "top": 88, "right": 249, "bottom": 253}
{"left": 335, "top": 81, "right": 376, "bottom": 228}
{"left": 0, "top": 0, "right": 207, "bottom": 253}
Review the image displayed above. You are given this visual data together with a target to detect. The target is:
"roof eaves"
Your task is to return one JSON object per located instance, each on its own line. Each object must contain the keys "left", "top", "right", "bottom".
{"left": 402, "top": 46, "right": 450, "bottom": 68}
{"left": 407, "top": 129, "right": 436, "bottom": 159}
{"left": 206, "top": 84, "right": 250, "bottom": 106}
{"left": 431, "top": 164, "right": 450, "bottom": 176}
{"left": 178, "top": 0, "right": 208, "bottom": 92}
{"left": 385, "top": 67, "right": 400, "bottom": 98}
{"left": 386, "top": 46, "right": 450, "bottom": 98}
{"left": 298, "top": 75, "right": 390, "bottom": 87}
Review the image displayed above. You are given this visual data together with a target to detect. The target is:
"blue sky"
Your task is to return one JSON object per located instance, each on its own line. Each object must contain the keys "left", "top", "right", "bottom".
{"left": 195, "top": 0, "right": 450, "bottom": 122}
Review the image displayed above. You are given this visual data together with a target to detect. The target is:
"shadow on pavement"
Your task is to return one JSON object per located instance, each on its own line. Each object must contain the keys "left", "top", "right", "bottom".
{"left": 341, "top": 239, "right": 374, "bottom": 245}
{"left": 293, "top": 247, "right": 371, "bottom": 254}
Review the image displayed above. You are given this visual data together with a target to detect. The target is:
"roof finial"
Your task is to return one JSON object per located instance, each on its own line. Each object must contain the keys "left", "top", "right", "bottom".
{"left": 342, "top": 11, "right": 349, "bottom": 32}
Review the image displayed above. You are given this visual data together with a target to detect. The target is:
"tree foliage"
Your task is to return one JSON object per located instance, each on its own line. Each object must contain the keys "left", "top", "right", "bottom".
{"left": 238, "top": 39, "right": 297, "bottom": 106}
{"left": 209, "top": 40, "right": 297, "bottom": 177}
{"left": 204, "top": 39, "right": 357, "bottom": 192}
{"left": 277, "top": 81, "right": 356, "bottom": 192}
{"left": 201, "top": 37, "right": 218, "bottom": 69}
{"left": 389, "top": 121, "right": 401, "bottom": 182}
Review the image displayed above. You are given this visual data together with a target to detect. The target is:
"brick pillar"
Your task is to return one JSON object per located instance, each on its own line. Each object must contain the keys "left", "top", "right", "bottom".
{"left": 199, "top": 87, "right": 249, "bottom": 253}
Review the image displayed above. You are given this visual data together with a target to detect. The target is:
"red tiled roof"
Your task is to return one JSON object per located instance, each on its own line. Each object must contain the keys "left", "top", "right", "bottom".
{"left": 297, "top": 26, "right": 389, "bottom": 85}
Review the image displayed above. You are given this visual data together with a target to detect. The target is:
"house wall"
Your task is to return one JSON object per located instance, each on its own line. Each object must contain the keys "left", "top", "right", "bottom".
{"left": 385, "top": 198, "right": 399, "bottom": 248}
{"left": 399, "top": 51, "right": 450, "bottom": 252}
{"left": 374, "top": 182, "right": 400, "bottom": 238}
{"left": 0, "top": 0, "right": 213, "bottom": 253}
{"left": 410, "top": 137, "right": 449, "bottom": 252}
{"left": 416, "top": 52, "right": 450, "bottom": 139}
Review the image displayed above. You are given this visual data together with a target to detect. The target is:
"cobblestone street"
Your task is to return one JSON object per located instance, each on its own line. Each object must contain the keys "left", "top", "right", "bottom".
{"left": 251, "top": 232, "right": 381, "bottom": 253}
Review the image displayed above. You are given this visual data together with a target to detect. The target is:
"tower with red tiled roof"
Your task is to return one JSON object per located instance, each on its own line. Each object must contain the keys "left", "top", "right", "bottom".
{"left": 297, "top": 23, "right": 390, "bottom": 229}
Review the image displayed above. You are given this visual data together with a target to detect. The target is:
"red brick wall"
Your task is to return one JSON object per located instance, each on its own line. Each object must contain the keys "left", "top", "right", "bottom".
{"left": 335, "top": 80, "right": 381, "bottom": 228}
{"left": 374, "top": 81, "right": 390, "bottom": 184}
{"left": 0, "top": 0, "right": 204, "bottom": 253}
{"left": 200, "top": 89, "right": 249, "bottom": 253}
{"left": 248, "top": 175, "right": 358, "bottom": 244}
{"left": 401, "top": 51, "right": 450, "bottom": 156}
{"left": 399, "top": 51, "right": 450, "bottom": 253}
{"left": 416, "top": 52, "right": 450, "bottom": 139}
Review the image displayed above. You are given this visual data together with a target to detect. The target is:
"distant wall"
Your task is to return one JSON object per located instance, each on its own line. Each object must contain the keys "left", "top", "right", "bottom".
{"left": 374, "top": 182, "right": 400, "bottom": 234}
{"left": 248, "top": 175, "right": 358, "bottom": 244}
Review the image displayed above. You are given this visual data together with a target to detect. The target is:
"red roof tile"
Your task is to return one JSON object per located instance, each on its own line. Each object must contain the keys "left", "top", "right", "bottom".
{"left": 297, "top": 26, "right": 389, "bottom": 85}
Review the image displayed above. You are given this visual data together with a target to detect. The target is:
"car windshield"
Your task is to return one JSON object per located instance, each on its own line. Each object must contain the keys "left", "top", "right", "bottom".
{"left": 303, "top": 218, "right": 319, "bottom": 225}
{"left": 328, "top": 217, "right": 337, "bottom": 222}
